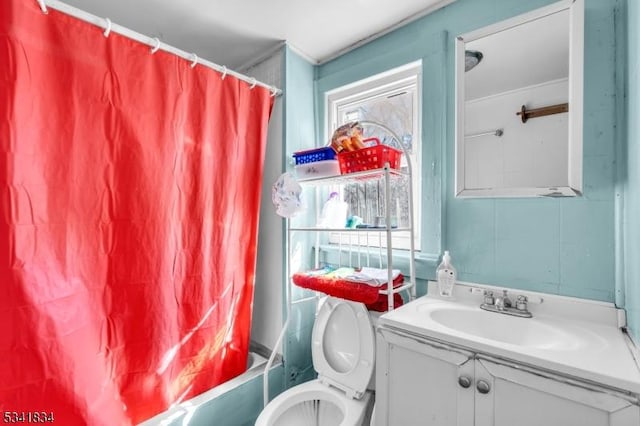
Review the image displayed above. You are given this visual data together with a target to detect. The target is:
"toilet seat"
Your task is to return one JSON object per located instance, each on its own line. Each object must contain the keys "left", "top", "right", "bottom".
{"left": 312, "top": 297, "right": 375, "bottom": 399}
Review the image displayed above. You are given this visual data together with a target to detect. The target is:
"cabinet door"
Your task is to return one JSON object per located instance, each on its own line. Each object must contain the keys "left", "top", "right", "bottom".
{"left": 375, "top": 328, "right": 475, "bottom": 426}
{"left": 474, "top": 357, "right": 640, "bottom": 426}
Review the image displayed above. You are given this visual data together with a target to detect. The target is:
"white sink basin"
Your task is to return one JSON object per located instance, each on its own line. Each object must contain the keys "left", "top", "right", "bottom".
{"left": 379, "top": 285, "right": 640, "bottom": 394}
{"left": 424, "top": 305, "right": 584, "bottom": 351}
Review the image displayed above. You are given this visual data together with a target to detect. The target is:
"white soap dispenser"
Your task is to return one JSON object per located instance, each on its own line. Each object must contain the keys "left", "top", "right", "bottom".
{"left": 436, "top": 250, "right": 457, "bottom": 297}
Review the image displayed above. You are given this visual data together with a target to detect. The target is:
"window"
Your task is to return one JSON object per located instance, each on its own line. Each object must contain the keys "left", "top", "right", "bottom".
{"left": 326, "top": 62, "right": 422, "bottom": 250}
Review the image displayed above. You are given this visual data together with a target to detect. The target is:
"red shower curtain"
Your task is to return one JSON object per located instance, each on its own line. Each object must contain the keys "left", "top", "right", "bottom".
{"left": 0, "top": 2, "right": 273, "bottom": 424}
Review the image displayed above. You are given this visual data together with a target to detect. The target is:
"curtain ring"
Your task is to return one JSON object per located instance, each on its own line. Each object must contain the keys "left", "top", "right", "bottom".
{"left": 150, "top": 37, "right": 161, "bottom": 54}
{"left": 36, "top": 0, "right": 48, "bottom": 14}
{"left": 103, "top": 18, "right": 112, "bottom": 37}
{"left": 270, "top": 87, "right": 279, "bottom": 97}
{"left": 190, "top": 53, "right": 198, "bottom": 68}
{"left": 220, "top": 66, "right": 227, "bottom": 80}
{"left": 249, "top": 78, "right": 257, "bottom": 90}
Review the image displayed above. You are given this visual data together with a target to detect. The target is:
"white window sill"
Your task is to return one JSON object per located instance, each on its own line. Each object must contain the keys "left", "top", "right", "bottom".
{"left": 316, "top": 244, "right": 439, "bottom": 281}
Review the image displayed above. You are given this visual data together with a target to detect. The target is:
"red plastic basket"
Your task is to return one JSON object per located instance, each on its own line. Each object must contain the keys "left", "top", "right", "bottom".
{"left": 337, "top": 138, "right": 402, "bottom": 174}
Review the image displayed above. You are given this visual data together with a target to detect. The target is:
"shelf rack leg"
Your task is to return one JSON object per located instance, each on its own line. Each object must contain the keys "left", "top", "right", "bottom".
{"left": 384, "top": 163, "right": 394, "bottom": 312}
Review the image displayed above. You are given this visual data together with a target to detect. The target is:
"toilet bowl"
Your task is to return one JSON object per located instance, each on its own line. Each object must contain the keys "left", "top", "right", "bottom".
{"left": 255, "top": 380, "right": 372, "bottom": 426}
{"left": 256, "top": 297, "right": 376, "bottom": 426}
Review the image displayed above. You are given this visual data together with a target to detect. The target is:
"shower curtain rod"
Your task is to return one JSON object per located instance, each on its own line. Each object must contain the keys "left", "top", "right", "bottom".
{"left": 35, "top": 0, "right": 282, "bottom": 97}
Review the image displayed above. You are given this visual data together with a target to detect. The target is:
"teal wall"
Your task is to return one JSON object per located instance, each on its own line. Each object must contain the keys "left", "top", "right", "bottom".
{"left": 623, "top": 0, "right": 640, "bottom": 341}
{"left": 283, "top": 46, "right": 319, "bottom": 389}
{"left": 315, "top": 0, "right": 620, "bottom": 302}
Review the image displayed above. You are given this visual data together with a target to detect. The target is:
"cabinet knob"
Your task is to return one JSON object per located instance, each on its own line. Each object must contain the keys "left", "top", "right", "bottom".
{"left": 476, "top": 379, "right": 491, "bottom": 394}
{"left": 458, "top": 376, "right": 472, "bottom": 388}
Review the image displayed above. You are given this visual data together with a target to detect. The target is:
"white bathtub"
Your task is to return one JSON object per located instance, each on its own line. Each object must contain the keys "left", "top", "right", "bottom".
{"left": 140, "top": 348, "right": 273, "bottom": 425}
{"left": 246, "top": 351, "right": 268, "bottom": 371}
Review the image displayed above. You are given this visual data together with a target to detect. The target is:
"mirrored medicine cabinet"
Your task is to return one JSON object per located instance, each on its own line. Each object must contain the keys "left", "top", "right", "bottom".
{"left": 454, "top": 0, "right": 584, "bottom": 198}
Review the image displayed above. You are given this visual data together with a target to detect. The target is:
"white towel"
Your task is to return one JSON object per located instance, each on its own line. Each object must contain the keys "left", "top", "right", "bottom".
{"left": 345, "top": 267, "right": 402, "bottom": 287}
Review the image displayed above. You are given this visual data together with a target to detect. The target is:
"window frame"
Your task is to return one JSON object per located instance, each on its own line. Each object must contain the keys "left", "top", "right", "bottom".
{"left": 324, "top": 61, "right": 422, "bottom": 251}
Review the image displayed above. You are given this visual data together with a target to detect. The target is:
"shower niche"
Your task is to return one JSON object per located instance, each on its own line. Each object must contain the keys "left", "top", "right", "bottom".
{"left": 454, "top": 0, "right": 584, "bottom": 198}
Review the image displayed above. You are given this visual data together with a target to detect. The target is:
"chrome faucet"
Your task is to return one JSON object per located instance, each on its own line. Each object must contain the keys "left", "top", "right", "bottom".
{"left": 480, "top": 289, "right": 532, "bottom": 318}
{"left": 494, "top": 290, "right": 512, "bottom": 311}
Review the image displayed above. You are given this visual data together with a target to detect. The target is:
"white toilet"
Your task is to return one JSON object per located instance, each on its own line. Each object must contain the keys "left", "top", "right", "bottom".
{"left": 256, "top": 296, "right": 377, "bottom": 426}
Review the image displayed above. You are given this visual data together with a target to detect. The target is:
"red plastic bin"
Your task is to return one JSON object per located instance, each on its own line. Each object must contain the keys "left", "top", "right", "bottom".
{"left": 337, "top": 138, "right": 402, "bottom": 174}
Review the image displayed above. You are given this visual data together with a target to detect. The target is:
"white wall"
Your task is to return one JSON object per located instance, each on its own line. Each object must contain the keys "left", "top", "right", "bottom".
{"left": 464, "top": 79, "right": 569, "bottom": 189}
{"left": 242, "top": 51, "right": 284, "bottom": 352}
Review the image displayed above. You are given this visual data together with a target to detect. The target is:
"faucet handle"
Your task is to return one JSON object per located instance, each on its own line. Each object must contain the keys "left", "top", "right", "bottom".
{"left": 483, "top": 290, "right": 495, "bottom": 305}
{"left": 515, "top": 295, "right": 528, "bottom": 311}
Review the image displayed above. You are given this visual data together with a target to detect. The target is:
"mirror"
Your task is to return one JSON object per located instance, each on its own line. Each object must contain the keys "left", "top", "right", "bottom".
{"left": 455, "top": 0, "right": 584, "bottom": 198}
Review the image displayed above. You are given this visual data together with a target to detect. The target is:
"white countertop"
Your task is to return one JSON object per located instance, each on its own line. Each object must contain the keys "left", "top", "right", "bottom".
{"left": 379, "top": 281, "right": 640, "bottom": 395}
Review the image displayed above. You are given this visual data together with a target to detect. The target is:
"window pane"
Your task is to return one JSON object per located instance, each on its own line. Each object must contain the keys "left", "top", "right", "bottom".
{"left": 337, "top": 90, "right": 416, "bottom": 235}
{"left": 338, "top": 90, "right": 414, "bottom": 155}
{"left": 343, "top": 174, "right": 411, "bottom": 229}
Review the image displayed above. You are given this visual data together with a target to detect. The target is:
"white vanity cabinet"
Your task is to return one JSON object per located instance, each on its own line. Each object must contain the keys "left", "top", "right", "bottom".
{"left": 375, "top": 326, "right": 640, "bottom": 426}
{"left": 375, "top": 328, "right": 475, "bottom": 425}
{"left": 475, "top": 357, "right": 640, "bottom": 426}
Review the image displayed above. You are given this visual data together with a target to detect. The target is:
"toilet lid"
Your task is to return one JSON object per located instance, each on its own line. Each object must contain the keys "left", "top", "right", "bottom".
{"left": 312, "top": 297, "right": 375, "bottom": 399}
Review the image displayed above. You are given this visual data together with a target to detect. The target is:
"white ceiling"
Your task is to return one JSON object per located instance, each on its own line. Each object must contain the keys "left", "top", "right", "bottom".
{"left": 465, "top": 9, "right": 570, "bottom": 100}
{"left": 60, "top": 0, "right": 453, "bottom": 70}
